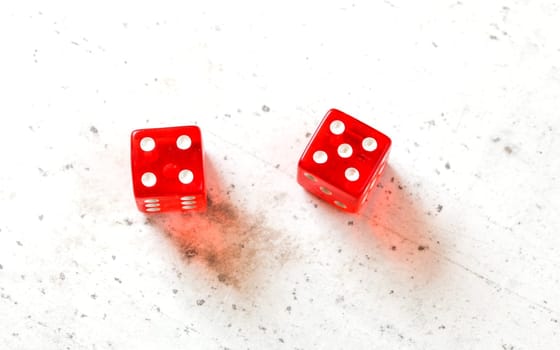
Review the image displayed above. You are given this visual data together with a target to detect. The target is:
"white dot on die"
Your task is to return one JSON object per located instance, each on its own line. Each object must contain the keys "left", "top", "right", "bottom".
{"left": 140, "top": 137, "right": 155, "bottom": 152}
{"left": 178, "top": 169, "right": 194, "bottom": 184}
{"left": 330, "top": 120, "right": 345, "bottom": 135}
{"left": 182, "top": 205, "right": 196, "bottom": 210}
{"left": 144, "top": 198, "right": 159, "bottom": 203}
{"left": 304, "top": 173, "right": 317, "bottom": 182}
{"left": 334, "top": 200, "right": 347, "bottom": 209}
{"left": 181, "top": 196, "right": 196, "bottom": 200}
{"left": 141, "top": 172, "right": 157, "bottom": 187}
{"left": 345, "top": 167, "right": 360, "bottom": 182}
{"left": 146, "top": 207, "right": 161, "bottom": 212}
{"left": 313, "top": 150, "right": 328, "bottom": 164}
{"left": 337, "top": 143, "right": 353, "bottom": 158}
{"left": 362, "top": 137, "right": 378, "bottom": 152}
{"left": 320, "top": 186, "right": 332, "bottom": 195}
{"left": 176, "top": 135, "right": 192, "bottom": 150}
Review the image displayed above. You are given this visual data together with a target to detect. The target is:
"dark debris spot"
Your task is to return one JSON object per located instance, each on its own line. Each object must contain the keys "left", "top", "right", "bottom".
{"left": 278, "top": 338, "right": 285, "bottom": 343}
{"left": 305, "top": 132, "right": 311, "bottom": 138}
{"left": 64, "top": 163, "right": 74, "bottom": 170}
{"left": 492, "top": 137, "right": 501, "bottom": 143}
{"left": 90, "top": 294, "right": 97, "bottom": 299}
{"left": 114, "top": 277, "right": 122, "bottom": 283}
{"left": 59, "top": 272, "right": 66, "bottom": 280}
{"left": 16, "top": 241, "right": 23, "bottom": 247}
{"left": 262, "top": 105, "right": 270, "bottom": 112}
{"left": 489, "top": 35, "right": 498, "bottom": 40}
{"left": 391, "top": 246, "right": 397, "bottom": 251}
{"left": 0, "top": 264, "right": 3, "bottom": 270}
{"left": 196, "top": 299, "right": 205, "bottom": 306}
{"left": 437, "top": 204, "right": 443, "bottom": 213}
{"left": 347, "top": 221, "right": 354, "bottom": 226}
{"left": 275, "top": 164, "right": 280, "bottom": 169}
{"left": 504, "top": 146, "right": 513, "bottom": 154}
{"left": 184, "top": 248, "right": 198, "bottom": 258}
{"left": 445, "top": 162, "right": 451, "bottom": 170}
{"left": 38, "top": 215, "right": 44, "bottom": 221}
{"left": 172, "top": 289, "right": 178, "bottom": 294}
{"left": 124, "top": 218, "right": 133, "bottom": 226}
{"left": 418, "top": 245, "right": 429, "bottom": 251}
{"left": 90, "top": 126, "right": 98, "bottom": 134}
{"left": 218, "top": 274, "right": 228, "bottom": 283}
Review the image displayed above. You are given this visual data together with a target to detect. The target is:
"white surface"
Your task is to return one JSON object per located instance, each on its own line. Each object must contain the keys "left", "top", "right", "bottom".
{"left": 1, "top": 1, "right": 560, "bottom": 349}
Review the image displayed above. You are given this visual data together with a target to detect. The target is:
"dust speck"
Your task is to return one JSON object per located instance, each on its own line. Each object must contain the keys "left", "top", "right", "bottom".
{"left": 504, "top": 146, "right": 513, "bottom": 154}
{"left": 59, "top": 272, "right": 66, "bottom": 280}
{"left": 445, "top": 162, "right": 451, "bottom": 170}
{"left": 90, "top": 126, "right": 99, "bottom": 134}
{"left": 196, "top": 299, "right": 205, "bottom": 306}
{"left": 262, "top": 105, "right": 270, "bottom": 112}
{"left": 218, "top": 274, "right": 228, "bottom": 283}
{"left": 437, "top": 205, "right": 443, "bottom": 213}
{"left": 418, "top": 245, "right": 429, "bottom": 251}
{"left": 183, "top": 247, "right": 198, "bottom": 259}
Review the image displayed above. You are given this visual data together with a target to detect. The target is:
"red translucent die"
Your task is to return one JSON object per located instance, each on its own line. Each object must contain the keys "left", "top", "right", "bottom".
{"left": 131, "top": 126, "right": 207, "bottom": 213}
{"left": 297, "top": 109, "right": 392, "bottom": 212}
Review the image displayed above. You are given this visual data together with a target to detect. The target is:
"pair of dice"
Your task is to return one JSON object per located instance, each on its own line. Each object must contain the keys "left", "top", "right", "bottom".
{"left": 131, "top": 109, "right": 392, "bottom": 213}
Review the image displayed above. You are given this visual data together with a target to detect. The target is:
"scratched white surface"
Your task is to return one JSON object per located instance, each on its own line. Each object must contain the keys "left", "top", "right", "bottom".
{"left": 1, "top": 1, "right": 560, "bottom": 349}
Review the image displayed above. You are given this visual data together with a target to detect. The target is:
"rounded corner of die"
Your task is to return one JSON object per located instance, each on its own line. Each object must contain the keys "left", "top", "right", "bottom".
{"left": 130, "top": 128, "right": 144, "bottom": 139}
{"left": 325, "top": 107, "right": 342, "bottom": 116}
{"left": 385, "top": 135, "right": 393, "bottom": 148}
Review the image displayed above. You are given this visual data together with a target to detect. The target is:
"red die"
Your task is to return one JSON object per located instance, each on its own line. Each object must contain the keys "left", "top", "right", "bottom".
{"left": 297, "top": 109, "right": 391, "bottom": 212}
{"left": 130, "top": 126, "right": 207, "bottom": 213}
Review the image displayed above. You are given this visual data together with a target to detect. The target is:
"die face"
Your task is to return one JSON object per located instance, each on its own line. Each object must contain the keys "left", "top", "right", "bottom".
{"left": 297, "top": 169, "right": 362, "bottom": 212}
{"left": 298, "top": 109, "right": 391, "bottom": 212}
{"left": 131, "top": 126, "right": 206, "bottom": 213}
